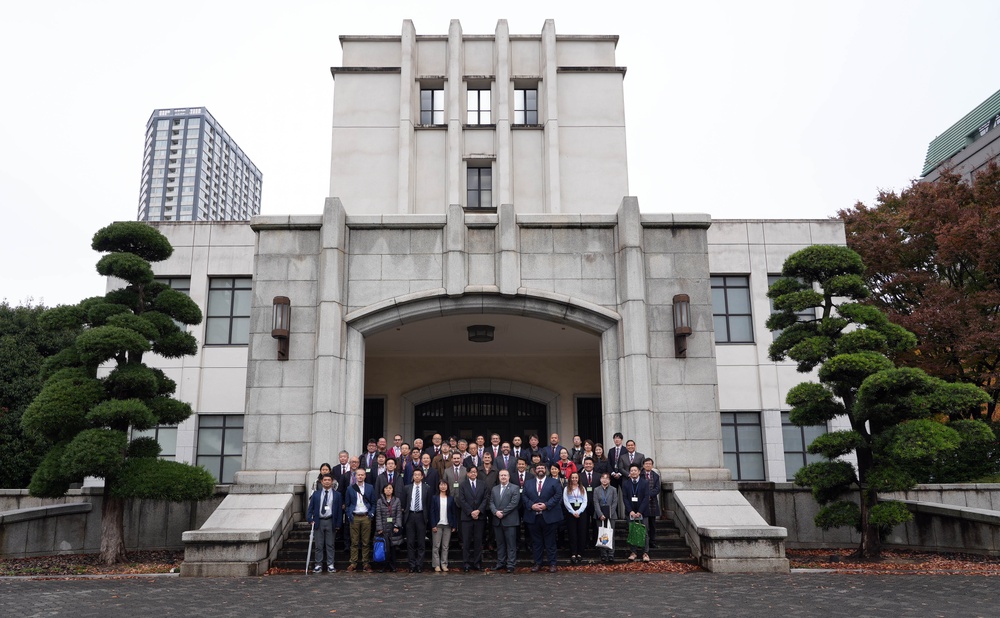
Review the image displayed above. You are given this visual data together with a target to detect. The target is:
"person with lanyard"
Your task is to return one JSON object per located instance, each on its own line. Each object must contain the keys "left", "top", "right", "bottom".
{"left": 457, "top": 465, "right": 488, "bottom": 571}
{"left": 375, "top": 457, "right": 402, "bottom": 500}
{"left": 592, "top": 472, "right": 620, "bottom": 563}
{"left": 374, "top": 481, "right": 401, "bottom": 572}
{"left": 345, "top": 468, "right": 376, "bottom": 571}
{"left": 429, "top": 479, "right": 458, "bottom": 572}
{"left": 580, "top": 457, "right": 601, "bottom": 545}
{"left": 402, "top": 468, "right": 432, "bottom": 572}
{"left": 562, "top": 471, "right": 589, "bottom": 565}
{"left": 362, "top": 439, "right": 378, "bottom": 475}
{"left": 621, "top": 463, "right": 650, "bottom": 562}
{"left": 306, "top": 473, "right": 342, "bottom": 573}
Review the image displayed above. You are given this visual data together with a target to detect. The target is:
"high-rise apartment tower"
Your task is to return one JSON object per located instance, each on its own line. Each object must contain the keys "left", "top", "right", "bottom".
{"left": 137, "top": 107, "right": 262, "bottom": 222}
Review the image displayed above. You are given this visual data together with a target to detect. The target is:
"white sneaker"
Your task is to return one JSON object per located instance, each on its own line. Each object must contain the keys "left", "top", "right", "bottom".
{"left": 313, "top": 565, "right": 322, "bottom": 573}
{"left": 327, "top": 564, "right": 336, "bottom": 572}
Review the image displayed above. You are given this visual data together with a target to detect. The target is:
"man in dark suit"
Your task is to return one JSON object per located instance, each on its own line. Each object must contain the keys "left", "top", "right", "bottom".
{"left": 511, "top": 436, "right": 525, "bottom": 462}
{"left": 402, "top": 468, "right": 432, "bottom": 572}
{"left": 542, "top": 432, "right": 562, "bottom": 465}
{"left": 464, "top": 443, "right": 483, "bottom": 471}
{"left": 580, "top": 457, "right": 601, "bottom": 545}
{"left": 512, "top": 457, "right": 531, "bottom": 552}
{"left": 457, "top": 465, "right": 488, "bottom": 571}
{"left": 642, "top": 458, "right": 662, "bottom": 549}
{"left": 375, "top": 458, "right": 403, "bottom": 502}
{"left": 521, "top": 462, "right": 563, "bottom": 572}
{"left": 608, "top": 432, "right": 625, "bottom": 486}
{"left": 489, "top": 469, "right": 520, "bottom": 572}
{"left": 361, "top": 439, "right": 379, "bottom": 475}
{"left": 621, "top": 462, "right": 650, "bottom": 561}
{"left": 496, "top": 442, "right": 516, "bottom": 473}
{"left": 306, "top": 473, "right": 342, "bottom": 573}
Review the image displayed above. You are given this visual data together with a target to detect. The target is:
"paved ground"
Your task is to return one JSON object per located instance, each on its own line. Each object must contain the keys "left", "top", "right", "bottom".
{"left": 3, "top": 572, "right": 999, "bottom": 617}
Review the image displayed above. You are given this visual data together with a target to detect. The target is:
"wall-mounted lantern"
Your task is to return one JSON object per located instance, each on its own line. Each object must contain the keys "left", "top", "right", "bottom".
{"left": 271, "top": 296, "right": 291, "bottom": 361}
{"left": 673, "top": 294, "right": 692, "bottom": 358}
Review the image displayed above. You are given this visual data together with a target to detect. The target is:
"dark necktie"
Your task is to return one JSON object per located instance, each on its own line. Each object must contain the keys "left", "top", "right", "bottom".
{"left": 322, "top": 490, "right": 329, "bottom": 513}
{"left": 415, "top": 484, "right": 421, "bottom": 511}
{"left": 471, "top": 480, "right": 476, "bottom": 492}
{"left": 587, "top": 472, "right": 592, "bottom": 485}
{"left": 537, "top": 480, "right": 543, "bottom": 494}
{"left": 388, "top": 473, "right": 393, "bottom": 484}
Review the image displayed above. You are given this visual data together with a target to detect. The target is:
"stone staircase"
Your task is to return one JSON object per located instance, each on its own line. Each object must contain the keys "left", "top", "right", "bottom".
{"left": 272, "top": 517, "right": 694, "bottom": 570}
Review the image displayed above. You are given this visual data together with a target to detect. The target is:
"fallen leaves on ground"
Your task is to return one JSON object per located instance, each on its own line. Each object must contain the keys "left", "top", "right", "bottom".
{"left": 0, "top": 551, "right": 184, "bottom": 576}
{"left": 787, "top": 548, "right": 1000, "bottom": 575}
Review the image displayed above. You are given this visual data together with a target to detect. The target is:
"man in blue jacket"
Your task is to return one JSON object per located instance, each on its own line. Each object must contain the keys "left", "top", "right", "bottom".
{"left": 306, "top": 473, "right": 342, "bottom": 573}
{"left": 521, "top": 462, "right": 563, "bottom": 572}
{"left": 621, "top": 462, "right": 650, "bottom": 562}
{"left": 345, "top": 468, "right": 376, "bottom": 571}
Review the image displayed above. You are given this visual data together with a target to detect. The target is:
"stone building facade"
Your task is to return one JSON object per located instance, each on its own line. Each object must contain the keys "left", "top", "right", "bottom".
{"left": 167, "top": 20, "right": 848, "bottom": 574}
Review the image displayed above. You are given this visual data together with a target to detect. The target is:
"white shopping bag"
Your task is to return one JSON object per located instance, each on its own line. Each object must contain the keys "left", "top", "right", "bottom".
{"left": 596, "top": 521, "right": 614, "bottom": 551}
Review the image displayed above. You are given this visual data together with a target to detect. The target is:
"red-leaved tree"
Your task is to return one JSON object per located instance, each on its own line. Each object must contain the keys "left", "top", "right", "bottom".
{"left": 839, "top": 162, "right": 1000, "bottom": 416}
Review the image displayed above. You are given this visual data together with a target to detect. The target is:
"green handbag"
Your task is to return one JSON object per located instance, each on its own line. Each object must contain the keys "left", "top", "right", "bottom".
{"left": 626, "top": 520, "right": 647, "bottom": 547}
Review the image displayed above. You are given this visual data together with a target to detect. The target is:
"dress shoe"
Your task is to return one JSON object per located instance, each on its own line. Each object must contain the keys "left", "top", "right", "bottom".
{"left": 530, "top": 565, "right": 541, "bottom": 572}
{"left": 549, "top": 565, "right": 557, "bottom": 573}
{"left": 346, "top": 564, "right": 357, "bottom": 572}
{"left": 362, "top": 566, "right": 373, "bottom": 573}
{"left": 506, "top": 568, "right": 515, "bottom": 574}
{"left": 463, "top": 566, "right": 471, "bottom": 573}
{"left": 495, "top": 564, "right": 505, "bottom": 571}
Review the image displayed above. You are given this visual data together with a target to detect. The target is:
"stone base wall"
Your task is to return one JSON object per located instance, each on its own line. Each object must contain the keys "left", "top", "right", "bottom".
{"left": 0, "top": 488, "right": 228, "bottom": 558}
{"left": 741, "top": 482, "right": 1000, "bottom": 553}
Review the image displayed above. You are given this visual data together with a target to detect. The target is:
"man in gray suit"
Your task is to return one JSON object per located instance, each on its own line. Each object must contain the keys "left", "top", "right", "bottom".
{"left": 489, "top": 469, "right": 520, "bottom": 572}
{"left": 616, "top": 439, "right": 645, "bottom": 478}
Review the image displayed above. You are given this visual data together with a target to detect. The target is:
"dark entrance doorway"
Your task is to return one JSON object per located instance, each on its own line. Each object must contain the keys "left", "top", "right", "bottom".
{"left": 414, "top": 394, "right": 546, "bottom": 444}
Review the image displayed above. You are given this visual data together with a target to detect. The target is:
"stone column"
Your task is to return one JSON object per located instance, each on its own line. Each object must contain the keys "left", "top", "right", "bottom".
{"left": 540, "top": 19, "right": 561, "bottom": 214}
{"left": 397, "top": 19, "right": 416, "bottom": 214}
{"left": 494, "top": 19, "right": 513, "bottom": 206}
{"left": 614, "top": 197, "right": 656, "bottom": 447}
{"left": 446, "top": 20, "right": 463, "bottom": 206}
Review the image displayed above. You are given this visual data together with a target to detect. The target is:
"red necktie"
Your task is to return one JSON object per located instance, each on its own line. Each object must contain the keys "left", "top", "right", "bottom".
{"left": 537, "top": 480, "right": 543, "bottom": 494}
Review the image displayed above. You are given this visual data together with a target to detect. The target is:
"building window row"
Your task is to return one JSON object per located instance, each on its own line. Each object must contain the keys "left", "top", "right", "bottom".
{"left": 721, "top": 411, "right": 829, "bottom": 481}
{"left": 418, "top": 86, "right": 539, "bottom": 127}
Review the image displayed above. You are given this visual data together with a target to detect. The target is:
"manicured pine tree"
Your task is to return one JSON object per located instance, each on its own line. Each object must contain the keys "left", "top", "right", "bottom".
{"left": 22, "top": 222, "right": 216, "bottom": 564}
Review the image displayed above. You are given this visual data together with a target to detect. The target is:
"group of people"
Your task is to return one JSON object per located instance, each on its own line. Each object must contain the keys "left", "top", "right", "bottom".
{"left": 305, "top": 431, "right": 661, "bottom": 574}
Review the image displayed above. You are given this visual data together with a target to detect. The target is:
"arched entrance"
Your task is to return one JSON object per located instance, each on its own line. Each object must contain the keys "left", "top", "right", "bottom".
{"left": 414, "top": 393, "right": 547, "bottom": 442}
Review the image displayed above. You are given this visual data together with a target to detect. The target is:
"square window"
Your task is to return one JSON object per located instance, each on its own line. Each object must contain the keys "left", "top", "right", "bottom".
{"left": 132, "top": 425, "right": 178, "bottom": 461}
{"left": 467, "top": 88, "right": 491, "bottom": 125}
{"left": 420, "top": 88, "right": 444, "bottom": 125}
{"left": 466, "top": 166, "right": 492, "bottom": 209}
{"left": 514, "top": 88, "right": 538, "bottom": 124}
{"left": 768, "top": 275, "right": 816, "bottom": 341}
{"left": 205, "top": 277, "right": 252, "bottom": 345}
{"left": 781, "top": 412, "right": 827, "bottom": 481}
{"left": 196, "top": 415, "right": 243, "bottom": 483}
{"left": 720, "top": 412, "right": 764, "bottom": 480}
{"left": 711, "top": 275, "right": 753, "bottom": 343}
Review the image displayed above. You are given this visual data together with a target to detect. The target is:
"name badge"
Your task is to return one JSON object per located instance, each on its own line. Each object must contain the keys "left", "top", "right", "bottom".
{"left": 453, "top": 482, "right": 459, "bottom": 488}
{"left": 386, "top": 517, "right": 393, "bottom": 523}
{"left": 631, "top": 497, "right": 639, "bottom": 502}
{"left": 365, "top": 468, "right": 372, "bottom": 474}
{"left": 586, "top": 487, "right": 592, "bottom": 492}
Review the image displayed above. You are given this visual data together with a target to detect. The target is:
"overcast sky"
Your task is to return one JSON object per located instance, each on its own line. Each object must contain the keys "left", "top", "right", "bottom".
{"left": 2, "top": 1, "right": 998, "bottom": 307}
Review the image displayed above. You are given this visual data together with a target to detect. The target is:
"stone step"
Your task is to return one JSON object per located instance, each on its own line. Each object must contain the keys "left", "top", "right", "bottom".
{"left": 274, "top": 518, "right": 693, "bottom": 570}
